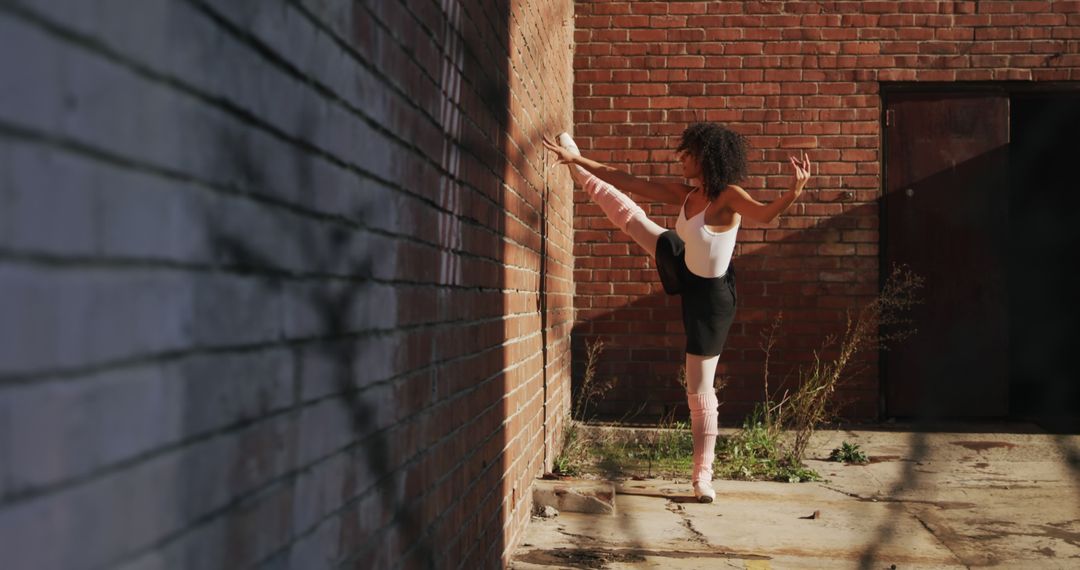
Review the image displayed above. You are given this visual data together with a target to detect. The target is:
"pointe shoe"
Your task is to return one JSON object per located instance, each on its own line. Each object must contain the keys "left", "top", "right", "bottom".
{"left": 693, "top": 480, "right": 716, "bottom": 503}
{"left": 557, "top": 132, "right": 581, "bottom": 157}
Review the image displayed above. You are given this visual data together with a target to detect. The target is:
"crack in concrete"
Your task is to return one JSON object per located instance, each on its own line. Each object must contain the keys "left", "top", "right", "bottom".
{"left": 665, "top": 499, "right": 711, "bottom": 546}
{"left": 555, "top": 527, "right": 608, "bottom": 546}
{"left": 912, "top": 511, "right": 972, "bottom": 569}
{"left": 819, "top": 484, "right": 868, "bottom": 500}
{"left": 967, "top": 520, "right": 1080, "bottom": 551}
{"left": 817, "top": 484, "right": 977, "bottom": 510}
{"left": 514, "top": 546, "right": 766, "bottom": 567}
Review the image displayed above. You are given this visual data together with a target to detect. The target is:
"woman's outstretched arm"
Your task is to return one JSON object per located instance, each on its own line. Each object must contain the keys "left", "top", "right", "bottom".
{"left": 727, "top": 152, "right": 812, "bottom": 224}
{"left": 543, "top": 135, "right": 688, "bottom": 206}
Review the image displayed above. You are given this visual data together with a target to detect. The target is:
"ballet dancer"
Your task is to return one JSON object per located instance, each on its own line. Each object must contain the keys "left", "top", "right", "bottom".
{"left": 542, "top": 123, "right": 811, "bottom": 502}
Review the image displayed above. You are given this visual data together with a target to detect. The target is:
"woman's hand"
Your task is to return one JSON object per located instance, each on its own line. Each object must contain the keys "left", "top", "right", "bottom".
{"left": 789, "top": 152, "right": 811, "bottom": 195}
{"left": 542, "top": 135, "right": 578, "bottom": 165}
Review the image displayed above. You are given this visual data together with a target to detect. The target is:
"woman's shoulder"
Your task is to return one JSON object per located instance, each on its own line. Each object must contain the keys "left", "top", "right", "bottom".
{"left": 715, "top": 184, "right": 746, "bottom": 201}
{"left": 667, "top": 181, "right": 697, "bottom": 195}
{"left": 663, "top": 182, "right": 697, "bottom": 205}
{"left": 707, "top": 184, "right": 736, "bottom": 200}
{"left": 712, "top": 185, "right": 745, "bottom": 214}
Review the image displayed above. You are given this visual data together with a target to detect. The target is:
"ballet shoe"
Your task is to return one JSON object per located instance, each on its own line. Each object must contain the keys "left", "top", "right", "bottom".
{"left": 557, "top": 132, "right": 581, "bottom": 157}
{"left": 693, "top": 480, "right": 716, "bottom": 503}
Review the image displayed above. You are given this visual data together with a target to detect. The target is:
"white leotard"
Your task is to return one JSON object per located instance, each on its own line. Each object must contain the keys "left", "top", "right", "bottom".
{"left": 675, "top": 188, "right": 739, "bottom": 279}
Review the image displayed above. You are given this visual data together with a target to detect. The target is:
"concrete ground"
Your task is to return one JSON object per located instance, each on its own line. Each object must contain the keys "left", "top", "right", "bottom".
{"left": 511, "top": 421, "right": 1080, "bottom": 569}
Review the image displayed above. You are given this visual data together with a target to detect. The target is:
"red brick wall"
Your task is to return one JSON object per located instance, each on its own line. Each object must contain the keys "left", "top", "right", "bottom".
{"left": 495, "top": 2, "right": 578, "bottom": 566}
{"left": 570, "top": 0, "right": 1080, "bottom": 424}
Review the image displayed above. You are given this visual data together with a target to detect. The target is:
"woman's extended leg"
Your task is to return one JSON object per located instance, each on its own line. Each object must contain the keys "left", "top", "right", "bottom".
{"left": 581, "top": 174, "right": 667, "bottom": 258}
{"left": 685, "top": 352, "right": 721, "bottom": 502}
{"left": 558, "top": 134, "right": 666, "bottom": 258}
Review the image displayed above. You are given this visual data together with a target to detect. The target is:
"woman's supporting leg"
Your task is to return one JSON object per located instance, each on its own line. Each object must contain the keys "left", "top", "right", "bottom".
{"left": 686, "top": 352, "right": 721, "bottom": 495}
{"left": 685, "top": 352, "right": 721, "bottom": 395}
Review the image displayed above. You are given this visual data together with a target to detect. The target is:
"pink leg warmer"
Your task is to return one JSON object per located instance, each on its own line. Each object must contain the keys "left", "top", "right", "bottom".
{"left": 687, "top": 392, "right": 719, "bottom": 484}
{"left": 581, "top": 171, "right": 646, "bottom": 233}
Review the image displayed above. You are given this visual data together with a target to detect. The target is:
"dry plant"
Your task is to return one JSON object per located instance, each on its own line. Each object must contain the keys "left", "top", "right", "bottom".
{"left": 572, "top": 337, "right": 619, "bottom": 421}
{"left": 759, "top": 262, "right": 924, "bottom": 464}
{"left": 757, "top": 312, "right": 787, "bottom": 445}
{"left": 555, "top": 337, "right": 621, "bottom": 476}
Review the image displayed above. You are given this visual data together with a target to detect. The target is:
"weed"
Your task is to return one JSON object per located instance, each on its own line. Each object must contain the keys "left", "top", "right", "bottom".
{"left": 829, "top": 441, "right": 869, "bottom": 464}
{"left": 554, "top": 338, "right": 619, "bottom": 476}
{"left": 553, "top": 420, "right": 588, "bottom": 476}
{"left": 572, "top": 338, "right": 618, "bottom": 422}
{"left": 556, "top": 358, "right": 699, "bottom": 480}
{"left": 715, "top": 401, "right": 823, "bottom": 482}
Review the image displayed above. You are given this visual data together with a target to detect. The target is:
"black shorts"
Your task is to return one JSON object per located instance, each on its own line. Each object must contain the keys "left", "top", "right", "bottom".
{"left": 655, "top": 230, "right": 738, "bottom": 357}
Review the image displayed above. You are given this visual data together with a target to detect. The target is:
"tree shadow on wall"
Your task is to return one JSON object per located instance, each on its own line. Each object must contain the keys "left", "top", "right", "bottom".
{"left": 186, "top": 57, "right": 441, "bottom": 570}
{"left": 189, "top": 0, "right": 524, "bottom": 568}
{"left": 204, "top": 119, "right": 429, "bottom": 567}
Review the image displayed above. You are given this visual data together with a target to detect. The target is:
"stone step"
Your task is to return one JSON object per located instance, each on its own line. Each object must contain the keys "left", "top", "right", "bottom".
{"left": 532, "top": 479, "right": 616, "bottom": 515}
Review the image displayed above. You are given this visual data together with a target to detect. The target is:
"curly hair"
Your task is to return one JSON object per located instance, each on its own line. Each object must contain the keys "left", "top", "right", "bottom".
{"left": 676, "top": 122, "right": 749, "bottom": 201}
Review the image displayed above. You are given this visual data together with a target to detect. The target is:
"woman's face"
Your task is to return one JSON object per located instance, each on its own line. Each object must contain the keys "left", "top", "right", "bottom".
{"left": 678, "top": 149, "right": 702, "bottom": 181}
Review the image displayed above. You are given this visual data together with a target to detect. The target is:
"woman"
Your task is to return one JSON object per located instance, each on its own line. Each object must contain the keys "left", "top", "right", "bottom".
{"left": 542, "top": 123, "right": 811, "bottom": 502}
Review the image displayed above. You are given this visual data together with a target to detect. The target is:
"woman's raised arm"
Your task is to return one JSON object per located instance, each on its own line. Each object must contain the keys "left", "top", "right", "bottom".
{"left": 726, "top": 152, "right": 812, "bottom": 224}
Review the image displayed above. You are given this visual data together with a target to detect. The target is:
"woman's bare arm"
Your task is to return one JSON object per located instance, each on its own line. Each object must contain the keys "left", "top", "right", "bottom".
{"left": 572, "top": 154, "right": 689, "bottom": 205}
{"left": 725, "top": 185, "right": 795, "bottom": 224}
{"left": 542, "top": 135, "right": 689, "bottom": 206}
{"left": 727, "top": 152, "right": 812, "bottom": 224}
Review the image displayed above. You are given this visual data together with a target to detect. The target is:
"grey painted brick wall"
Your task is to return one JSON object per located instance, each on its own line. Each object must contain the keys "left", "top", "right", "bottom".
{"left": 0, "top": 0, "right": 575, "bottom": 568}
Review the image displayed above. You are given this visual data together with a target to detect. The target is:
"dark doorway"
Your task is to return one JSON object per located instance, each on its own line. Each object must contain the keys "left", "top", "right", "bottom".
{"left": 1008, "top": 93, "right": 1080, "bottom": 433}
{"left": 882, "top": 85, "right": 1080, "bottom": 432}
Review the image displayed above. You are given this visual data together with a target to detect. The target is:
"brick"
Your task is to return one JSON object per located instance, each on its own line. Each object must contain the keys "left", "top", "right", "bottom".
{"left": 896, "top": 27, "right": 936, "bottom": 41}
{"left": 841, "top": 42, "right": 883, "bottom": 55}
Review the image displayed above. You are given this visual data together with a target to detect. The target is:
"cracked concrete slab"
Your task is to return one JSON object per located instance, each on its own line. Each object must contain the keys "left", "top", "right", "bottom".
{"left": 511, "top": 421, "right": 1080, "bottom": 569}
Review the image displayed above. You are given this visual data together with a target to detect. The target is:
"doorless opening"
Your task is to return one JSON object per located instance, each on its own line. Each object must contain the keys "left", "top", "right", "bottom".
{"left": 881, "top": 83, "right": 1080, "bottom": 432}
{"left": 1008, "top": 92, "right": 1080, "bottom": 433}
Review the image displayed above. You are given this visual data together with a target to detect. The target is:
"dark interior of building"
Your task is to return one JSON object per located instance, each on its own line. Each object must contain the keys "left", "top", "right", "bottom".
{"left": 1009, "top": 92, "right": 1080, "bottom": 433}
